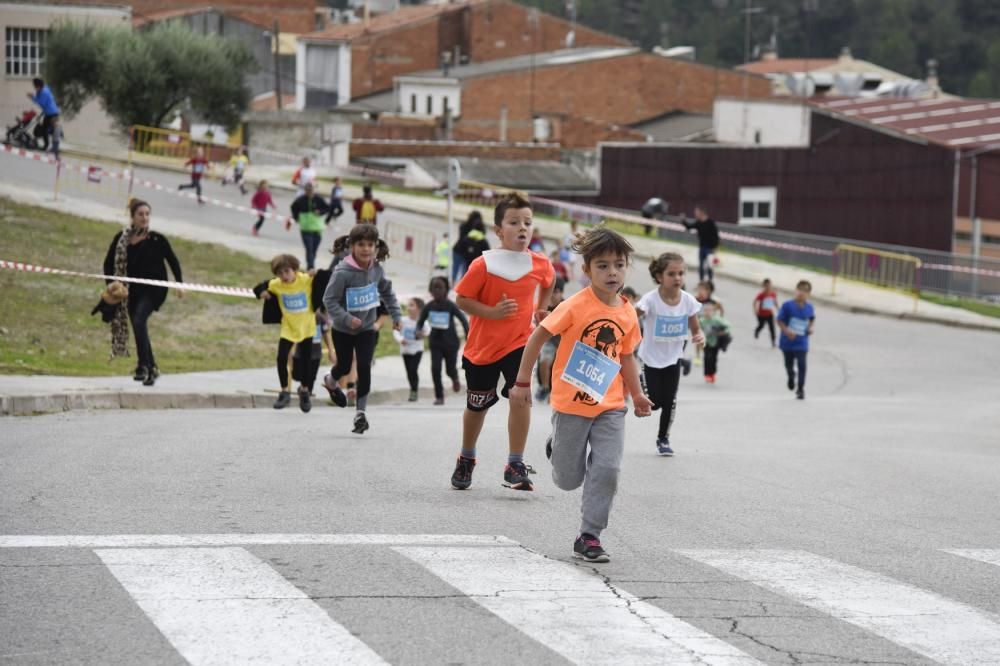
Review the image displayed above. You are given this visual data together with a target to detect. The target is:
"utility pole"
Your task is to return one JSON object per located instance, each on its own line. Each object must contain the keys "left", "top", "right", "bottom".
{"left": 273, "top": 20, "right": 282, "bottom": 111}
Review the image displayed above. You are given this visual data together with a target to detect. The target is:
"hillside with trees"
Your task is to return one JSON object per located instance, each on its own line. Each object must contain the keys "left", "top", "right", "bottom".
{"left": 517, "top": 0, "right": 1000, "bottom": 97}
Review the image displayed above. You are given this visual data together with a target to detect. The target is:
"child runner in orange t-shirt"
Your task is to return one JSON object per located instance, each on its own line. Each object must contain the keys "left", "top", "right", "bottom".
{"left": 450, "top": 192, "right": 555, "bottom": 492}
{"left": 510, "top": 226, "right": 652, "bottom": 562}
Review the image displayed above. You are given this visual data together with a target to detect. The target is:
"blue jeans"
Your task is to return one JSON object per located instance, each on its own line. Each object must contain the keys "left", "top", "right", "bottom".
{"left": 783, "top": 350, "right": 807, "bottom": 390}
{"left": 451, "top": 250, "right": 467, "bottom": 284}
{"left": 698, "top": 246, "right": 714, "bottom": 282}
{"left": 301, "top": 231, "right": 322, "bottom": 270}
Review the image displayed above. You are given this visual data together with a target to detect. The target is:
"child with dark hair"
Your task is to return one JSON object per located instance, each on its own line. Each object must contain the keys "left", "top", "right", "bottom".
{"left": 179, "top": 147, "right": 209, "bottom": 204}
{"left": 251, "top": 180, "right": 276, "bottom": 236}
{"left": 450, "top": 191, "right": 555, "bottom": 491}
{"left": 395, "top": 297, "right": 430, "bottom": 402}
{"left": 417, "top": 276, "right": 469, "bottom": 405}
{"left": 635, "top": 252, "right": 705, "bottom": 456}
{"left": 778, "top": 280, "right": 816, "bottom": 400}
{"left": 322, "top": 224, "right": 402, "bottom": 433}
{"left": 753, "top": 277, "right": 778, "bottom": 346}
{"left": 510, "top": 226, "right": 652, "bottom": 563}
{"left": 260, "top": 253, "right": 317, "bottom": 411}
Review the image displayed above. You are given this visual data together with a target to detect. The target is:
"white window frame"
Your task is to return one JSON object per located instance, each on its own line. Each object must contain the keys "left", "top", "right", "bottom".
{"left": 5, "top": 27, "right": 47, "bottom": 78}
{"left": 738, "top": 186, "right": 777, "bottom": 227}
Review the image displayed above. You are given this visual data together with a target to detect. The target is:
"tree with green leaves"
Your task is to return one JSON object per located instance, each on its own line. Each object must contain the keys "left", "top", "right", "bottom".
{"left": 44, "top": 21, "right": 257, "bottom": 131}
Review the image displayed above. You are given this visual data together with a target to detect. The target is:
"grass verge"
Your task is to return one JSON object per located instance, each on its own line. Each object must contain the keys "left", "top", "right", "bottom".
{"left": 0, "top": 198, "right": 400, "bottom": 376}
{"left": 920, "top": 292, "right": 1000, "bottom": 319}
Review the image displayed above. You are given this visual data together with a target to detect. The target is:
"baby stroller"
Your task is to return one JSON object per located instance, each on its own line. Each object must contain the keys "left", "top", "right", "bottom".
{"left": 4, "top": 109, "right": 46, "bottom": 151}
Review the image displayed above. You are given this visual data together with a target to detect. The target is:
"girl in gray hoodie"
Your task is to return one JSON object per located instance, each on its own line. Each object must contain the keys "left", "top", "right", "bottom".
{"left": 322, "top": 224, "right": 402, "bottom": 434}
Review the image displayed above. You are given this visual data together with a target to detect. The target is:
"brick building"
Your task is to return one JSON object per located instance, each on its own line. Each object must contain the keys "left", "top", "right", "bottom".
{"left": 129, "top": 0, "right": 319, "bottom": 34}
{"left": 381, "top": 47, "right": 771, "bottom": 149}
{"left": 296, "top": 0, "right": 628, "bottom": 108}
{"left": 595, "top": 97, "right": 1000, "bottom": 257}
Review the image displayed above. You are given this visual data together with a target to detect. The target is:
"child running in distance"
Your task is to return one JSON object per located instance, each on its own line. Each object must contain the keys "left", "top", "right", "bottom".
{"left": 179, "top": 146, "right": 209, "bottom": 204}
{"left": 635, "top": 253, "right": 705, "bottom": 456}
{"left": 510, "top": 226, "right": 652, "bottom": 563}
{"left": 450, "top": 191, "right": 555, "bottom": 491}
{"left": 777, "top": 280, "right": 816, "bottom": 400}
{"left": 322, "top": 224, "right": 402, "bottom": 433}
{"left": 395, "top": 297, "right": 431, "bottom": 402}
{"left": 251, "top": 180, "right": 276, "bottom": 236}
{"left": 260, "top": 254, "right": 317, "bottom": 412}
{"left": 223, "top": 145, "right": 249, "bottom": 195}
{"left": 698, "top": 301, "right": 732, "bottom": 384}
{"left": 416, "top": 277, "right": 469, "bottom": 406}
{"left": 753, "top": 278, "right": 778, "bottom": 347}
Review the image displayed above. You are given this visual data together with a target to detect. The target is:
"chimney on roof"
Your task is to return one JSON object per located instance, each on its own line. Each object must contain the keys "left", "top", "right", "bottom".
{"left": 839, "top": 46, "right": 853, "bottom": 63}
{"left": 441, "top": 50, "right": 452, "bottom": 76}
{"left": 926, "top": 57, "right": 940, "bottom": 95}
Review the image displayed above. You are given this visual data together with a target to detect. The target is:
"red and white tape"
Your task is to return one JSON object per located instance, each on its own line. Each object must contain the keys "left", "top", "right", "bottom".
{"left": 922, "top": 262, "right": 1000, "bottom": 279}
{"left": 0, "top": 259, "right": 256, "bottom": 298}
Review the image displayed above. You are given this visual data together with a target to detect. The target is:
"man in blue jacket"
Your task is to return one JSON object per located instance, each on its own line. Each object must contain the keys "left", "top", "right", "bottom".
{"left": 28, "top": 78, "right": 60, "bottom": 159}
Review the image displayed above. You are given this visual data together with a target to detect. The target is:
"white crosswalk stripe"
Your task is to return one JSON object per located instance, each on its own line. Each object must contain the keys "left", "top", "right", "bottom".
{"left": 677, "top": 549, "right": 1000, "bottom": 666}
{"left": 395, "top": 545, "right": 763, "bottom": 665}
{"left": 95, "top": 547, "right": 388, "bottom": 665}
{"left": 8, "top": 535, "right": 1000, "bottom": 664}
{"left": 944, "top": 549, "right": 1000, "bottom": 568}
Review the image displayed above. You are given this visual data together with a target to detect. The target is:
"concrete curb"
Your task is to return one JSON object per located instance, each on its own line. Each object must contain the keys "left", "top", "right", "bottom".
{"left": 0, "top": 386, "right": 442, "bottom": 417}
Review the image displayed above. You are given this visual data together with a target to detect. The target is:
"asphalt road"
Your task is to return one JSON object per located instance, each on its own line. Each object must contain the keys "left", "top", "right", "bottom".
{"left": 3, "top": 146, "right": 1000, "bottom": 664}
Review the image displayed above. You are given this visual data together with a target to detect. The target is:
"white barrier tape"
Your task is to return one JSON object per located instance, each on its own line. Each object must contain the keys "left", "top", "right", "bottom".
{"left": 1, "top": 146, "right": 295, "bottom": 226}
{"left": 0, "top": 259, "right": 256, "bottom": 298}
{"left": 922, "top": 262, "right": 1000, "bottom": 278}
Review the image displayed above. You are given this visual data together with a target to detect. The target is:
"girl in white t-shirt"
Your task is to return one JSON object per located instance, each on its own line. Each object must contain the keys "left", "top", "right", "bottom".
{"left": 635, "top": 252, "right": 705, "bottom": 457}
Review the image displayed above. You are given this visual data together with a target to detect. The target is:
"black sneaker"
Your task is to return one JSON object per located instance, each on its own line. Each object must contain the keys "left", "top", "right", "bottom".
{"left": 679, "top": 358, "right": 692, "bottom": 376}
{"left": 574, "top": 533, "right": 610, "bottom": 563}
{"left": 273, "top": 391, "right": 291, "bottom": 409}
{"left": 132, "top": 366, "right": 147, "bottom": 382}
{"left": 408, "top": 389, "right": 418, "bottom": 402}
{"left": 451, "top": 456, "right": 476, "bottom": 490}
{"left": 150, "top": 366, "right": 160, "bottom": 379}
{"left": 298, "top": 387, "right": 312, "bottom": 413}
{"left": 323, "top": 374, "right": 347, "bottom": 408}
{"left": 503, "top": 461, "right": 534, "bottom": 491}
{"left": 796, "top": 388, "right": 805, "bottom": 400}
{"left": 787, "top": 374, "right": 795, "bottom": 391}
{"left": 142, "top": 370, "right": 156, "bottom": 387}
{"left": 352, "top": 412, "right": 369, "bottom": 434}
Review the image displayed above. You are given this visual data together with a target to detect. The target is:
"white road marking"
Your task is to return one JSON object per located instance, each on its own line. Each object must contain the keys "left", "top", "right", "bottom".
{"left": 395, "top": 545, "right": 763, "bottom": 665}
{"left": 0, "top": 533, "right": 517, "bottom": 548}
{"left": 95, "top": 547, "right": 387, "bottom": 665}
{"left": 678, "top": 549, "right": 1000, "bottom": 665}
{"left": 944, "top": 549, "right": 1000, "bottom": 567}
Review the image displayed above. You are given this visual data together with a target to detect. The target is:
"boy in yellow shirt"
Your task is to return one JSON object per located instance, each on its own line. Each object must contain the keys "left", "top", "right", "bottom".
{"left": 260, "top": 254, "right": 317, "bottom": 411}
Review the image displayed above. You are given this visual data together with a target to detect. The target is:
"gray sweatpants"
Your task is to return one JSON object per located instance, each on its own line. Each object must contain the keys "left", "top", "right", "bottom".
{"left": 550, "top": 408, "right": 627, "bottom": 538}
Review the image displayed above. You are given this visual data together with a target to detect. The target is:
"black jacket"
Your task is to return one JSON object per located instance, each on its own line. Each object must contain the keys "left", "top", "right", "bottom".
{"left": 102, "top": 230, "right": 182, "bottom": 311}
{"left": 683, "top": 218, "right": 720, "bottom": 249}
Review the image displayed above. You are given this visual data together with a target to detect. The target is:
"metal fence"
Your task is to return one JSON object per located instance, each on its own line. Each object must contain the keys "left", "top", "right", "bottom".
{"left": 527, "top": 195, "right": 1000, "bottom": 303}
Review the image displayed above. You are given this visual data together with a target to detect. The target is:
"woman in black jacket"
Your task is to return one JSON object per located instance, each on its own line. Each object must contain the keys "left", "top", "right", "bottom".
{"left": 102, "top": 199, "right": 183, "bottom": 385}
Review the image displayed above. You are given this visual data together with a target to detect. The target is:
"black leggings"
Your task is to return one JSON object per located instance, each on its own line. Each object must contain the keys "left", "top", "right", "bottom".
{"left": 783, "top": 350, "right": 808, "bottom": 390}
{"left": 330, "top": 330, "right": 378, "bottom": 400}
{"left": 179, "top": 178, "right": 203, "bottom": 198}
{"left": 403, "top": 352, "right": 422, "bottom": 391}
{"left": 704, "top": 346, "right": 720, "bottom": 376}
{"left": 643, "top": 363, "right": 681, "bottom": 439}
{"left": 254, "top": 214, "right": 266, "bottom": 231}
{"left": 755, "top": 314, "right": 775, "bottom": 343}
{"left": 292, "top": 343, "right": 321, "bottom": 391}
{"left": 128, "top": 294, "right": 157, "bottom": 370}
{"left": 276, "top": 338, "right": 296, "bottom": 390}
{"left": 430, "top": 343, "right": 459, "bottom": 399}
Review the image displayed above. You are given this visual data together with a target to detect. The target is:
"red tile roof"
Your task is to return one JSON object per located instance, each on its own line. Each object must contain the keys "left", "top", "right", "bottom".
{"left": 301, "top": 0, "right": 485, "bottom": 41}
{"left": 814, "top": 96, "right": 1000, "bottom": 149}
{"left": 737, "top": 58, "right": 838, "bottom": 75}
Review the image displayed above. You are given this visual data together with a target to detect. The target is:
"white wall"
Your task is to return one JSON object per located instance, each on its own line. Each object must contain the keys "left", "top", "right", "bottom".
{"left": 713, "top": 99, "right": 811, "bottom": 147}
{"left": 396, "top": 78, "right": 461, "bottom": 119}
{"left": 0, "top": 3, "right": 131, "bottom": 148}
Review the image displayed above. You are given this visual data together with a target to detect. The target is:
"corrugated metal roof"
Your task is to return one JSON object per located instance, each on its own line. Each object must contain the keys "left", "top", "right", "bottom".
{"left": 301, "top": 1, "right": 482, "bottom": 42}
{"left": 813, "top": 96, "right": 1000, "bottom": 149}
{"left": 737, "top": 58, "right": 837, "bottom": 74}
{"left": 396, "top": 47, "right": 639, "bottom": 82}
